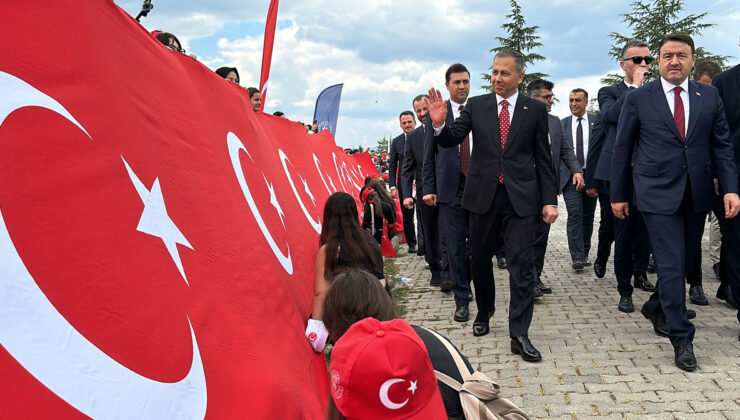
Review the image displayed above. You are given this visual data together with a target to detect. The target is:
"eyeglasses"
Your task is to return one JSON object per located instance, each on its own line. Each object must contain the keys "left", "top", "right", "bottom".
{"left": 622, "top": 56, "right": 653, "bottom": 65}
{"left": 168, "top": 45, "right": 186, "bottom": 54}
{"left": 534, "top": 94, "right": 554, "bottom": 100}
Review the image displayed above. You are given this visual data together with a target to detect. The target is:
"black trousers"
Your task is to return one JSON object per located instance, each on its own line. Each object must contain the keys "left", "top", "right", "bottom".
{"left": 398, "top": 185, "right": 416, "bottom": 249}
{"left": 418, "top": 187, "right": 442, "bottom": 273}
{"left": 596, "top": 192, "right": 615, "bottom": 263}
{"left": 469, "top": 184, "right": 536, "bottom": 338}
{"left": 613, "top": 204, "right": 650, "bottom": 297}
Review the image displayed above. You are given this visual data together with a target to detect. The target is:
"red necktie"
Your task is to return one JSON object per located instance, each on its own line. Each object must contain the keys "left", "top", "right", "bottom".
{"left": 498, "top": 100, "right": 510, "bottom": 183}
{"left": 673, "top": 87, "right": 685, "bottom": 141}
{"left": 459, "top": 104, "right": 470, "bottom": 175}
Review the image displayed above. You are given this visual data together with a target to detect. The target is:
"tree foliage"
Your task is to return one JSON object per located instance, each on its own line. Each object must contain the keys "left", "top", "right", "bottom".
{"left": 376, "top": 136, "right": 389, "bottom": 154}
{"left": 603, "top": 0, "right": 730, "bottom": 85}
{"left": 482, "top": 0, "right": 548, "bottom": 94}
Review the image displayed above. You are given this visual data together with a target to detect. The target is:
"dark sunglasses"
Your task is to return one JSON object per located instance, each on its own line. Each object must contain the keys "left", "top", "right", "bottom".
{"left": 622, "top": 56, "right": 653, "bottom": 65}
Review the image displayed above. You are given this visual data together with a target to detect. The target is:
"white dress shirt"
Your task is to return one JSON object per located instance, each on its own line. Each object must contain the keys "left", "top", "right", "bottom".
{"left": 660, "top": 77, "right": 690, "bottom": 135}
{"left": 495, "top": 91, "right": 518, "bottom": 123}
{"left": 570, "top": 113, "right": 589, "bottom": 168}
{"left": 449, "top": 99, "right": 472, "bottom": 153}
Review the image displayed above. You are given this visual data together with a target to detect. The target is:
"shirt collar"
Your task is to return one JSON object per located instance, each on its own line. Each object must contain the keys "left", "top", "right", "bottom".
{"left": 660, "top": 76, "right": 689, "bottom": 94}
{"left": 495, "top": 91, "right": 518, "bottom": 107}
{"left": 450, "top": 99, "right": 466, "bottom": 110}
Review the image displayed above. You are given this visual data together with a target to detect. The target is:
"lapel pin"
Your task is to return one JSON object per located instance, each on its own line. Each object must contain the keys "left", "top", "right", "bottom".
{"left": 523, "top": 106, "right": 528, "bottom": 110}
{"left": 696, "top": 91, "right": 701, "bottom": 96}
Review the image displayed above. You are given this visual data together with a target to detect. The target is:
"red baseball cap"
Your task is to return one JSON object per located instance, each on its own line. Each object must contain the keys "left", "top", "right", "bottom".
{"left": 329, "top": 318, "right": 446, "bottom": 420}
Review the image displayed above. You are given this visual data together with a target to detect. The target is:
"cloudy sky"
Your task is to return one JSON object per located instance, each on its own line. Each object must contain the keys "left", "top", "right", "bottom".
{"left": 115, "top": 0, "right": 739, "bottom": 149}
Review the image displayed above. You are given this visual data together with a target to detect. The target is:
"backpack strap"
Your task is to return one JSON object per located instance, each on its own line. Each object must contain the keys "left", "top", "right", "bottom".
{"left": 419, "top": 327, "right": 529, "bottom": 420}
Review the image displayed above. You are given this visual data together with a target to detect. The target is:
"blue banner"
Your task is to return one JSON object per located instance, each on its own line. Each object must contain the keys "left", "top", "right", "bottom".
{"left": 312, "top": 83, "right": 343, "bottom": 136}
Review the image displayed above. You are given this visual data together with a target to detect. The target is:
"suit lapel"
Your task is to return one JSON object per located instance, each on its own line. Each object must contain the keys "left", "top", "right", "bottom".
{"left": 647, "top": 81, "right": 684, "bottom": 143}
{"left": 685, "top": 81, "right": 702, "bottom": 141}
{"left": 503, "top": 96, "right": 527, "bottom": 154}
{"left": 563, "top": 116, "right": 572, "bottom": 143}
{"left": 483, "top": 94, "right": 503, "bottom": 153}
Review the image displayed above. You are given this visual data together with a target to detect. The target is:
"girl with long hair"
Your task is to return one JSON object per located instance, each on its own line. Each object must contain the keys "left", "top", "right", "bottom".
{"left": 311, "top": 192, "right": 384, "bottom": 321}
{"left": 361, "top": 180, "right": 396, "bottom": 245}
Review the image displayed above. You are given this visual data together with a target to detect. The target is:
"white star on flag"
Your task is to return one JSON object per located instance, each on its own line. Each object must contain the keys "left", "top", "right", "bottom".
{"left": 408, "top": 380, "right": 418, "bottom": 394}
{"left": 300, "top": 175, "right": 316, "bottom": 206}
{"left": 263, "top": 173, "right": 286, "bottom": 229}
{"left": 122, "top": 157, "right": 193, "bottom": 285}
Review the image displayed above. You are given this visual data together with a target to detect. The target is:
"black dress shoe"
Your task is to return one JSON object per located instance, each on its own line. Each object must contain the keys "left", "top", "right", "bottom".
{"left": 408, "top": 246, "right": 417, "bottom": 254}
{"left": 581, "top": 259, "right": 592, "bottom": 267}
{"left": 430, "top": 270, "right": 441, "bottom": 287}
{"left": 572, "top": 260, "right": 584, "bottom": 271}
{"left": 687, "top": 308, "right": 696, "bottom": 319}
{"left": 641, "top": 302, "right": 669, "bottom": 337}
{"left": 472, "top": 311, "right": 493, "bottom": 336}
{"left": 689, "top": 285, "right": 709, "bottom": 306}
{"left": 634, "top": 272, "right": 655, "bottom": 292}
{"left": 510, "top": 336, "right": 542, "bottom": 362}
{"left": 533, "top": 285, "right": 544, "bottom": 299}
{"left": 674, "top": 344, "right": 697, "bottom": 371}
{"left": 536, "top": 278, "right": 552, "bottom": 294}
{"left": 416, "top": 243, "right": 425, "bottom": 256}
{"left": 646, "top": 254, "right": 657, "bottom": 273}
{"left": 454, "top": 304, "right": 470, "bottom": 322}
{"left": 594, "top": 258, "right": 606, "bottom": 278}
{"left": 440, "top": 279, "right": 452, "bottom": 292}
{"left": 618, "top": 296, "right": 634, "bottom": 313}
{"left": 717, "top": 285, "right": 739, "bottom": 309}
{"left": 497, "top": 257, "right": 507, "bottom": 269}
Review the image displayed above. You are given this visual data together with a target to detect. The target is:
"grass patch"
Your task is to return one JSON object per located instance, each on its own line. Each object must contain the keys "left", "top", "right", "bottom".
{"left": 385, "top": 257, "right": 409, "bottom": 318}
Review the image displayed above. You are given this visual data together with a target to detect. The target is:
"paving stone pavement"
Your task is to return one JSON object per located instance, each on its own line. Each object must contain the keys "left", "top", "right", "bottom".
{"left": 391, "top": 197, "right": 740, "bottom": 419}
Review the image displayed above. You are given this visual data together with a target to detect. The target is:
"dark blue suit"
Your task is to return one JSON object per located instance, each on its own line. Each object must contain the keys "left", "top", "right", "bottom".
{"left": 423, "top": 101, "right": 470, "bottom": 305}
{"left": 533, "top": 114, "right": 581, "bottom": 278}
{"left": 611, "top": 78, "right": 737, "bottom": 346}
{"left": 599, "top": 82, "right": 650, "bottom": 296}
{"left": 713, "top": 65, "right": 740, "bottom": 324}
{"left": 561, "top": 114, "right": 598, "bottom": 262}
{"left": 402, "top": 124, "right": 444, "bottom": 274}
{"left": 389, "top": 133, "right": 416, "bottom": 249}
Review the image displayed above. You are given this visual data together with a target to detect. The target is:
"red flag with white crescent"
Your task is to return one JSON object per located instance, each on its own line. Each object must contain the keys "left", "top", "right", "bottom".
{"left": 0, "top": 1, "right": 368, "bottom": 418}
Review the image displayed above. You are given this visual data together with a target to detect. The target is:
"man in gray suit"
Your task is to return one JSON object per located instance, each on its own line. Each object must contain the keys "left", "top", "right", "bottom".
{"left": 528, "top": 80, "right": 584, "bottom": 294}
{"left": 561, "top": 89, "right": 599, "bottom": 271}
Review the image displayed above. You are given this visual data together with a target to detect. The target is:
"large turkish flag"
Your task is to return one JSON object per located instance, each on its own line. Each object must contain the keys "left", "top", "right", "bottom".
{"left": 0, "top": 1, "right": 368, "bottom": 418}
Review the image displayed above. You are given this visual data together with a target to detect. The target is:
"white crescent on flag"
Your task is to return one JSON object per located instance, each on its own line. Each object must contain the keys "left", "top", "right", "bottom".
{"left": 279, "top": 149, "right": 322, "bottom": 234}
{"left": 0, "top": 70, "right": 207, "bottom": 419}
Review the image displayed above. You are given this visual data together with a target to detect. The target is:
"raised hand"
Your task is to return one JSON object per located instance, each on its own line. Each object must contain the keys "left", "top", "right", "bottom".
{"left": 424, "top": 88, "right": 448, "bottom": 128}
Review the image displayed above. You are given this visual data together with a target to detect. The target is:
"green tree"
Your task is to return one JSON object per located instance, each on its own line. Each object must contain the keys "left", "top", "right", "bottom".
{"left": 603, "top": 0, "right": 731, "bottom": 85}
{"left": 482, "top": 0, "right": 548, "bottom": 94}
{"left": 376, "top": 137, "right": 389, "bottom": 154}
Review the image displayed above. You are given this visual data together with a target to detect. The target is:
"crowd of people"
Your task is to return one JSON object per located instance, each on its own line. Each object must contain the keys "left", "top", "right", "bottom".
{"left": 305, "top": 33, "right": 740, "bottom": 418}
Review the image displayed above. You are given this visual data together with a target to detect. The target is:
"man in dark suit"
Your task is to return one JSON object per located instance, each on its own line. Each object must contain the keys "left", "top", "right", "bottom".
{"left": 612, "top": 34, "right": 740, "bottom": 370}
{"left": 427, "top": 51, "right": 558, "bottom": 362}
{"left": 713, "top": 52, "right": 740, "bottom": 340}
{"left": 422, "top": 63, "right": 473, "bottom": 322}
{"left": 389, "top": 111, "right": 417, "bottom": 254}
{"left": 596, "top": 40, "right": 655, "bottom": 314}
{"left": 527, "top": 79, "right": 584, "bottom": 294}
{"left": 561, "top": 89, "right": 598, "bottom": 271}
{"left": 401, "top": 94, "right": 451, "bottom": 291}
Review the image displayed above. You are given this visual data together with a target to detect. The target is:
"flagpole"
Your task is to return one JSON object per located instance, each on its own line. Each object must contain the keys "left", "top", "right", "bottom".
{"left": 259, "top": 0, "right": 280, "bottom": 112}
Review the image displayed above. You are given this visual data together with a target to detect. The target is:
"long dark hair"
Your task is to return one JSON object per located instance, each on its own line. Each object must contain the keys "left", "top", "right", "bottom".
{"left": 323, "top": 268, "right": 395, "bottom": 420}
{"left": 367, "top": 180, "right": 394, "bottom": 211}
{"left": 322, "top": 268, "right": 395, "bottom": 341}
{"left": 320, "top": 192, "right": 381, "bottom": 277}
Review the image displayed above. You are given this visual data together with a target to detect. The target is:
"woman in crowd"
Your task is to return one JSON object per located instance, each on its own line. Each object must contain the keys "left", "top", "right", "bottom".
{"left": 215, "top": 66, "right": 240, "bottom": 84}
{"left": 311, "top": 192, "right": 385, "bottom": 322}
{"left": 322, "top": 268, "right": 474, "bottom": 420}
{"left": 246, "top": 87, "right": 261, "bottom": 111}
{"left": 361, "top": 180, "right": 396, "bottom": 245}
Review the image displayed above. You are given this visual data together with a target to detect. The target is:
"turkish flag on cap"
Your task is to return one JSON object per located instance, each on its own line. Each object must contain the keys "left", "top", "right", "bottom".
{"left": 0, "top": 1, "right": 371, "bottom": 418}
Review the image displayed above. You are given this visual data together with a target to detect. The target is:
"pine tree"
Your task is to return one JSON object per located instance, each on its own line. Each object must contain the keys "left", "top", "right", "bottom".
{"left": 603, "top": 0, "right": 730, "bottom": 85}
{"left": 376, "top": 137, "right": 389, "bottom": 154}
{"left": 482, "top": 0, "right": 548, "bottom": 94}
